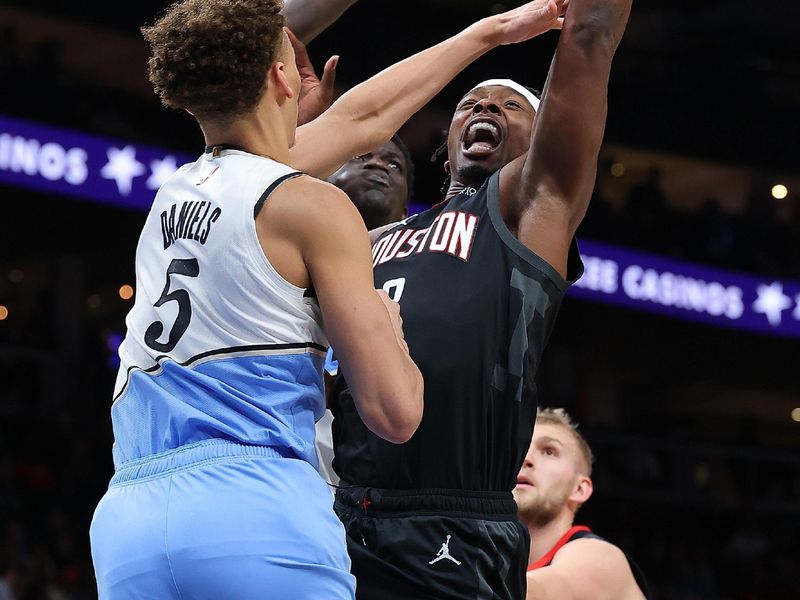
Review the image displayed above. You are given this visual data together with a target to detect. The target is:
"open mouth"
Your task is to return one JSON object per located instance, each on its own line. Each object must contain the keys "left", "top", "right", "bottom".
{"left": 462, "top": 120, "right": 502, "bottom": 156}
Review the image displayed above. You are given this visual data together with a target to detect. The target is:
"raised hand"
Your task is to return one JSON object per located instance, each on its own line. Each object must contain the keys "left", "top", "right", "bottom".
{"left": 286, "top": 28, "right": 339, "bottom": 125}
{"left": 485, "top": 0, "right": 568, "bottom": 45}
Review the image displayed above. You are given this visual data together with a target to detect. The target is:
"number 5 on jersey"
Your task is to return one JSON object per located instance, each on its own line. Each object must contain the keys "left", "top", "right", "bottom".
{"left": 145, "top": 258, "right": 200, "bottom": 353}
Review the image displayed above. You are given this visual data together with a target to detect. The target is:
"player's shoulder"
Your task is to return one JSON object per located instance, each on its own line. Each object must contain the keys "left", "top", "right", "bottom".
{"left": 263, "top": 174, "right": 365, "bottom": 239}
{"left": 552, "top": 537, "right": 641, "bottom": 596}
{"left": 270, "top": 174, "right": 352, "bottom": 209}
{"left": 552, "top": 536, "right": 632, "bottom": 580}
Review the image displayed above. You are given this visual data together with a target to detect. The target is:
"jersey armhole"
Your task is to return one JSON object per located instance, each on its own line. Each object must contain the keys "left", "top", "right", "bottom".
{"left": 247, "top": 171, "right": 308, "bottom": 298}
{"left": 254, "top": 171, "right": 304, "bottom": 219}
{"left": 486, "top": 171, "right": 584, "bottom": 290}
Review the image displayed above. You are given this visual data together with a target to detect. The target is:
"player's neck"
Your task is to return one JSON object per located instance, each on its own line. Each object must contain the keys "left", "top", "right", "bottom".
{"left": 526, "top": 511, "right": 575, "bottom": 565}
{"left": 200, "top": 111, "right": 291, "bottom": 164}
{"left": 445, "top": 178, "right": 481, "bottom": 200}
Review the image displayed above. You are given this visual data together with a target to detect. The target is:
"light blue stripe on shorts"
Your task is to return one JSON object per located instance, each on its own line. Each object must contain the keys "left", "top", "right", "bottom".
{"left": 91, "top": 439, "right": 355, "bottom": 599}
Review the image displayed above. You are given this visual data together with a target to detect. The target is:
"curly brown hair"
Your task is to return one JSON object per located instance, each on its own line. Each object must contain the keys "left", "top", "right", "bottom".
{"left": 142, "top": 0, "right": 285, "bottom": 122}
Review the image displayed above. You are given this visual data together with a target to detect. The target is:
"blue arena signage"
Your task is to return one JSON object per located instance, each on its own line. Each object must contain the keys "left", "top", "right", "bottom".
{"left": 572, "top": 239, "right": 800, "bottom": 339}
{"left": 0, "top": 114, "right": 192, "bottom": 211}
{"left": 1, "top": 114, "right": 798, "bottom": 339}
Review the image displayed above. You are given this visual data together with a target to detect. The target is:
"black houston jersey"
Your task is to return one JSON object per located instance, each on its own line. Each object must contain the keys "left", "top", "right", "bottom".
{"left": 331, "top": 171, "right": 583, "bottom": 491}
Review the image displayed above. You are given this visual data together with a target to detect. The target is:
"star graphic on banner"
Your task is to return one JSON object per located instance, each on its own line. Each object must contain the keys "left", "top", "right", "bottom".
{"left": 147, "top": 155, "right": 179, "bottom": 190}
{"left": 100, "top": 145, "right": 146, "bottom": 196}
{"left": 794, "top": 294, "right": 800, "bottom": 321}
{"left": 752, "top": 282, "right": 793, "bottom": 326}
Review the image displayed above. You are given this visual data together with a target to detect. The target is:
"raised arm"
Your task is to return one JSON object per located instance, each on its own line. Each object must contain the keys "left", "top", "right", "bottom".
{"left": 258, "top": 176, "right": 423, "bottom": 443}
{"left": 290, "top": 0, "right": 564, "bottom": 179}
{"left": 283, "top": 0, "right": 360, "bottom": 44}
{"left": 501, "top": 0, "right": 632, "bottom": 278}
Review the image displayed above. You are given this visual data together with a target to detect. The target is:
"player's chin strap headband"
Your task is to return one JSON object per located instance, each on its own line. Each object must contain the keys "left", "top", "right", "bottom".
{"left": 468, "top": 79, "right": 540, "bottom": 112}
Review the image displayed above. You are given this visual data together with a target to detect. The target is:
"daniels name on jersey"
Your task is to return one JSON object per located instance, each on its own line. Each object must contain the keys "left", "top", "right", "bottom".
{"left": 159, "top": 199, "right": 223, "bottom": 250}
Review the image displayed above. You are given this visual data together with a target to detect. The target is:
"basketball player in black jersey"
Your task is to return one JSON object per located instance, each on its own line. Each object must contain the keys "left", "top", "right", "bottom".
{"left": 328, "top": 136, "right": 413, "bottom": 230}
{"left": 330, "top": 0, "right": 633, "bottom": 597}
{"left": 516, "top": 409, "right": 648, "bottom": 599}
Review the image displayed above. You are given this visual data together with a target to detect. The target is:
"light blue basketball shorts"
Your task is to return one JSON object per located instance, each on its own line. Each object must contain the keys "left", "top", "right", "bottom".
{"left": 90, "top": 439, "right": 355, "bottom": 599}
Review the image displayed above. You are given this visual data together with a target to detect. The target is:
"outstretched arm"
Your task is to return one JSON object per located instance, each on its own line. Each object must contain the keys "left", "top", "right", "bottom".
{"left": 283, "top": 0, "right": 360, "bottom": 44}
{"left": 290, "top": 0, "right": 564, "bottom": 179}
{"left": 500, "top": 0, "right": 632, "bottom": 278}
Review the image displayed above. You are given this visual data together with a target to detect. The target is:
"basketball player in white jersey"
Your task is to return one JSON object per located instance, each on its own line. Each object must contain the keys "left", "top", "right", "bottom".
{"left": 89, "top": 0, "right": 567, "bottom": 598}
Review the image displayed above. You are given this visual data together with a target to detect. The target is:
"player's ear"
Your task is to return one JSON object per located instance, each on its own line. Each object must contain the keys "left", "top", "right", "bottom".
{"left": 570, "top": 476, "right": 593, "bottom": 504}
{"left": 270, "top": 62, "right": 295, "bottom": 102}
{"left": 444, "top": 160, "right": 451, "bottom": 174}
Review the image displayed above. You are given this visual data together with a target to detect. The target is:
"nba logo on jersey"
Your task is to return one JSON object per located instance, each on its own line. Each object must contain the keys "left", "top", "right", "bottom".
{"left": 372, "top": 211, "right": 480, "bottom": 266}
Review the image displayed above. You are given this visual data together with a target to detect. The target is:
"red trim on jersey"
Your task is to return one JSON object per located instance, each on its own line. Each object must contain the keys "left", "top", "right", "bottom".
{"left": 527, "top": 525, "right": 592, "bottom": 571}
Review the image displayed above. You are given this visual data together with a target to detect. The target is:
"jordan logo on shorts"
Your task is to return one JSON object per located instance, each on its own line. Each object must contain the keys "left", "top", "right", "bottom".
{"left": 428, "top": 535, "right": 462, "bottom": 566}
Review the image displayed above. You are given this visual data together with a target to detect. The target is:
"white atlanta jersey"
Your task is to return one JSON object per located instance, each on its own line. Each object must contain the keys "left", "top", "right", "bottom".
{"left": 111, "top": 146, "right": 327, "bottom": 469}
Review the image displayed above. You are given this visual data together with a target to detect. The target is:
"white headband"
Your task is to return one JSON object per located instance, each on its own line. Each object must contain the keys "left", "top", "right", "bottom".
{"left": 468, "top": 79, "right": 540, "bottom": 112}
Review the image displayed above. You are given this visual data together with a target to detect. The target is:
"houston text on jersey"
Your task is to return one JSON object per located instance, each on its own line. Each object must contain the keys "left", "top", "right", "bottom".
{"left": 372, "top": 211, "right": 479, "bottom": 266}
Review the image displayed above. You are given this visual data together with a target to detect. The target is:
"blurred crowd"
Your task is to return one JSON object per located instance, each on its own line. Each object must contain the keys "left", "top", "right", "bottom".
{"left": 582, "top": 165, "right": 800, "bottom": 280}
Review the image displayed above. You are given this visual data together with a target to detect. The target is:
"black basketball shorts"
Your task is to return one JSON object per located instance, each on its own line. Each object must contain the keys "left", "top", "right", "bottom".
{"left": 334, "top": 486, "right": 529, "bottom": 600}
